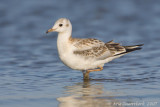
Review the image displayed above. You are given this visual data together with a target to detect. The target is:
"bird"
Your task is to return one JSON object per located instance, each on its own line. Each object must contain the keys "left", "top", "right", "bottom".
{"left": 46, "top": 18, "right": 143, "bottom": 80}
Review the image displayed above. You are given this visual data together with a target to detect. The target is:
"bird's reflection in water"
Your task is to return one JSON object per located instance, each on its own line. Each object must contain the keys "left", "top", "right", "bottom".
{"left": 57, "top": 81, "right": 120, "bottom": 107}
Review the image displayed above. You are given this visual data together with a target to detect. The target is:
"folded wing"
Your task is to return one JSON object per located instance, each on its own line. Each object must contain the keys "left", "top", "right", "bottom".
{"left": 73, "top": 39, "right": 123, "bottom": 59}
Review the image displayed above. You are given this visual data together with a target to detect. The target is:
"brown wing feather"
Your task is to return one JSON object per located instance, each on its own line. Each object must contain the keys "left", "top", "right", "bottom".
{"left": 70, "top": 38, "right": 105, "bottom": 50}
{"left": 105, "top": 41, "right": 126, "bottom": 56}
{"left": 73, "top": 40, "right": 127, "bottom": 60}
{"left": 73, "top": 45, "right": 108, "bottom": 58}
{"left": 73, "top": 39, "right": 143, "bottom": 60}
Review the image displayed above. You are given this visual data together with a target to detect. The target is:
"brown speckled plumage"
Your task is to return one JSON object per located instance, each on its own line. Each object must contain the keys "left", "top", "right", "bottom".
{"left": 71, "top": 38, "right": 127, "bottom": 59}
{"left": 74, "top": 45, "right": 108, "bottom": 58}
{"left": 69, "top": 37, "right": 104, "bottom": 49}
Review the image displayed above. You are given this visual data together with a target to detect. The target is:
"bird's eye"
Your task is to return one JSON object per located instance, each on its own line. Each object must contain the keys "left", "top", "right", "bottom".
{"left": 59, "top": 24, "right": 63, "bottom": 27}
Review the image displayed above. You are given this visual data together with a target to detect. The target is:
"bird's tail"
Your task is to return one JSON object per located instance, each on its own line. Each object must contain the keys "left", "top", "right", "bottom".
{"left": 124, "top": 44, "right": 144, "bottom": 52}
{"left": 114, "top": 44, "right": 144, "bottom": 56}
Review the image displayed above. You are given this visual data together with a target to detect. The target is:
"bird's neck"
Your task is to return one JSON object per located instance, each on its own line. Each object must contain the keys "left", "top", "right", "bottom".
{"left": 57, "top": 29, "right": 72, "bottom": 43}
{"left": 57, "top": 30, "right": 72, "bottom": 55}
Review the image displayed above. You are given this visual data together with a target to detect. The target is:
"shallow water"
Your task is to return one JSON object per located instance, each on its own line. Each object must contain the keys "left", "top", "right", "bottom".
{"left": 0, "top": 0, "right": 160, "bottom": 107}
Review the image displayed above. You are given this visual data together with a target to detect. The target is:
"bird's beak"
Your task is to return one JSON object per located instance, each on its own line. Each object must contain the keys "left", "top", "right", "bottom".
{"left": 46, "top": 28, "right": 56, "bottom": 34}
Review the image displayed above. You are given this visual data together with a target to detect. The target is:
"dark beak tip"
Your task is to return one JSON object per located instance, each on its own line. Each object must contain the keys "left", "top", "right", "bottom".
{"left": 46, "top": 31, "right": 48, "bottom": 34}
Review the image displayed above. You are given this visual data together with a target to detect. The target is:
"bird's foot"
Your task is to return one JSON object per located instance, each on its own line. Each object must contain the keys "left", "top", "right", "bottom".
{"left": 82, "top": 66, "right": 103, "bottom": 80}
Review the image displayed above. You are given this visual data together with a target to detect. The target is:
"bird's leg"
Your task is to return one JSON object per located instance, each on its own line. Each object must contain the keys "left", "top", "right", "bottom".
{"left": 87, "top": 66, "right": 103, "bottom": 72}
{"left": 83, "top": 70, "right": 90, "bottom": 80}
{"left": 82, "top": 66, "right": 103, "bottom": 80}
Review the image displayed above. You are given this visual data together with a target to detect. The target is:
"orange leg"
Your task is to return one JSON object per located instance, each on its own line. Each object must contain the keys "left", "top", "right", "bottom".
{"left": 87, "top": 66, "right": 103, "bottom": 72}
{"left": 83, "top": 66, "right": 103, "bottom": 80}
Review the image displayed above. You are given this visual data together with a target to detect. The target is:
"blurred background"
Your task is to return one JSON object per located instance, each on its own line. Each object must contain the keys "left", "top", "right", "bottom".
{"left": 0, "top": 0, "right": 160, "bottom": 107}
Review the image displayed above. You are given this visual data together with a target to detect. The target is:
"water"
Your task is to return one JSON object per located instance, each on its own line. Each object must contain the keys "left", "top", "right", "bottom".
{"left": 0, "top": 0, "right": 160, "bottom": 107}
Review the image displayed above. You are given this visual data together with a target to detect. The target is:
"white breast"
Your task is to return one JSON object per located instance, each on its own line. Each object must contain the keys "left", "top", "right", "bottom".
{"left": 57, "top": 34, "right": 103, "bottom": 70}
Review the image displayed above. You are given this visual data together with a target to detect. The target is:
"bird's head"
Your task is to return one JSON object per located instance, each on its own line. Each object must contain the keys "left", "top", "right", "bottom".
{"left": 46, "top": 18, "right": 72, "bottom": 33}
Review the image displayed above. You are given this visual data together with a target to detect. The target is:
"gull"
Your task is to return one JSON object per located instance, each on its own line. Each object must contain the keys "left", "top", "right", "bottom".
{"left": 46, "top": 18, "right": 143, "bottom": 80}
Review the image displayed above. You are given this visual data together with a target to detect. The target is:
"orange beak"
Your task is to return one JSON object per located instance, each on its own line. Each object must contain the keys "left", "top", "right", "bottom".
{"left": 46, "top": 28, "right": 56, "bottom": 33}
